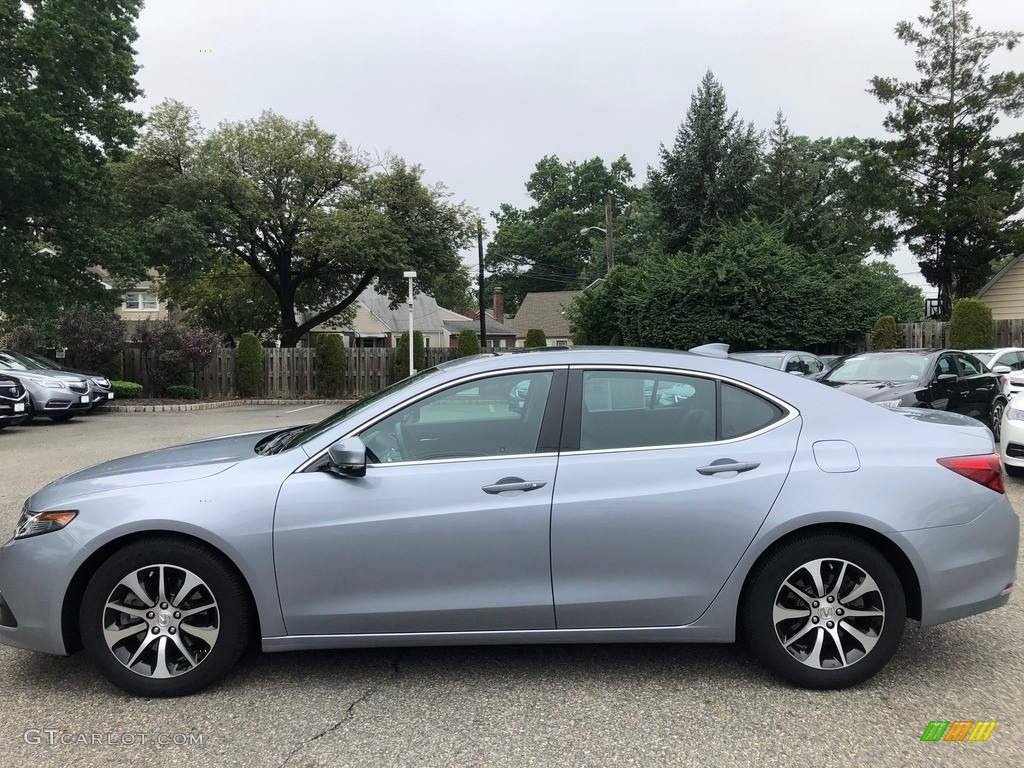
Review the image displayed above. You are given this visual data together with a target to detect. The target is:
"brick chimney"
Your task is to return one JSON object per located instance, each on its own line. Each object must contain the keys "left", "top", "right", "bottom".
{"left": 493, "top": 287, "right": 505, "bottom": 325}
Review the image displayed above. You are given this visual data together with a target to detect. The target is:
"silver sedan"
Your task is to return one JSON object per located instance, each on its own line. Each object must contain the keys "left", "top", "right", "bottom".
{"left": 0, "top": 346, "right": 1017, "bottom": 697}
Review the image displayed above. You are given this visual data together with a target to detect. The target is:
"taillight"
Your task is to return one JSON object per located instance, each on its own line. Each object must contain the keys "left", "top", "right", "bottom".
{"left": 937, "top": 454, "right": 1005, "bottom": 494}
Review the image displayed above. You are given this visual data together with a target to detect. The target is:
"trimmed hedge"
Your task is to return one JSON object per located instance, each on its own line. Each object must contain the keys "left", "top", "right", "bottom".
{"left": 456, "top": 329, "right": 480, "bottom": 357}
{"left": 948, "top": 298, "right": 993, "bottom": 349}
{"left": 315, "top": 333, "right": 347, "bottom": 396}
{"left": 237, "top": 333, "right": 263, "bottom": 397}
{"left": 524, "top": 328, "right": 547, "bottom": 348}
{"left": 870, "top": 315, "right": 900, "bottom": 350}
{"left": 165, "top": 384, "right": 200, "bottom": 400}
{"left": 111, "top": 380, "right": 143, "bottom": 399}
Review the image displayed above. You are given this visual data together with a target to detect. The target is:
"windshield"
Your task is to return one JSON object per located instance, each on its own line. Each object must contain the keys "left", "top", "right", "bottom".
{"left": 268, "top": 367, "right": 442, "bottom": 453}
{"left": 0, "top": 351, "right": 49, "bottom": 371}
{"left": 826, "top": 353, "right": 930, "bottom": 383}
{"left": 731, "top": 353, "right": 784, "bottom": 370}
{"left": 21, "top": 351, "right": 61, "bottom": 369}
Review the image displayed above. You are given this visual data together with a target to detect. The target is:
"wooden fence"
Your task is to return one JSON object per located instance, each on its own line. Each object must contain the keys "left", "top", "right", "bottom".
{"left": 123, "top": 346, "right": 458, "bottom": 398}
{"left": 888, "top": 319, "right": 1024, "bottom": 351}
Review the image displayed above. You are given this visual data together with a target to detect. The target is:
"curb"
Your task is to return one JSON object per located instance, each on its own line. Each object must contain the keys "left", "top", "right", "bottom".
{"left": 96, "top": 398, "right": 356, "bottom": 413}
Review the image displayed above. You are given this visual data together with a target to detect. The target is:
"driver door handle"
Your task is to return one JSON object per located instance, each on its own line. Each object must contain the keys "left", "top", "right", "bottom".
{"left": 482, "top": 477, "right": 548, "bottom": 494}
{"left": 696, "top": 460, "right": 760, "bottom": 475}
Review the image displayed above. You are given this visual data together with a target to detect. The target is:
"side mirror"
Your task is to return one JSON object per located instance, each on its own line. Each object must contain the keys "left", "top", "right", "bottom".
{"left": 325, "top": 437, "right": 367, "bottom": 478}
{"left": 936, "top": 373, "right": 959, "bottom": 384}
{"left": 993, "top": 364, "right": 1012, "bottom": 374}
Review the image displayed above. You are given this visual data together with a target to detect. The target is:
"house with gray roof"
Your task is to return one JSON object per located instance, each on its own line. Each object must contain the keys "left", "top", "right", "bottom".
{"left": 506, "top": 290, "right": 583, "bottom": 347}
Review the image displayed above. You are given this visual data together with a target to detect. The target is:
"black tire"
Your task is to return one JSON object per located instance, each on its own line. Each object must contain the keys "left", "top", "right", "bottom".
{"left": 991, "top": 399, "right": 1006, "bottom": 443}
{"left": 80, "top": 537, "right": 252, "bottom": 697}
{"left": 1005, "top": 464, "right": 1024, "bottom": 478}
{"left": 741, "top": 533, "right": 906, "bottom": 690}
{"left": 47, "top": 413, "right": 75, "bottom": 422}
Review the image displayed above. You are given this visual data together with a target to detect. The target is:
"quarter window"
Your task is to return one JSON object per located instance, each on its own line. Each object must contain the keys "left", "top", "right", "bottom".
{"left": 360, "top": 371, "right": 554, "bottom": 463}
{"left": 721, "top": 383, "right": 784, "bottom": 439}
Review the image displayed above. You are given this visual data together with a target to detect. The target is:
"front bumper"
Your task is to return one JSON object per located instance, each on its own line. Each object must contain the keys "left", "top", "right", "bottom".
{"left": 29, "top": 388, "right": 93, "bottom": 414}
{"left": 0, "top": 392, "right": 29, "bottom": 426}
{"left": 0, "top": 528, "right": 88, "bottom": 656}
{"left": 893, "top": 495, "right": 1019, "bottom": 626}
{"left": 88, "top": 389, "right": 114, "bottom": 409}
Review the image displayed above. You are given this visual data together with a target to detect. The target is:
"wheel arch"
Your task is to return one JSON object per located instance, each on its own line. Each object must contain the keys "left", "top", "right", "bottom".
{"left": 736, "top": 522, "right": 922, "bottom": 635}
{"left": 61, "top": 530, "right": 261, "bottom": 654}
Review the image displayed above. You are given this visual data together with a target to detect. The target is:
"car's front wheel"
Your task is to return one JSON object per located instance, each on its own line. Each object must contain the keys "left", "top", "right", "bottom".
{"left": 991, "top": 399, "right": 1007, "bottom": 442}
{"left": 80, "top": 537, "right": 252, "bottom": 697}
{"left": 741, "top": 533, "right": 906, "bottom": 689}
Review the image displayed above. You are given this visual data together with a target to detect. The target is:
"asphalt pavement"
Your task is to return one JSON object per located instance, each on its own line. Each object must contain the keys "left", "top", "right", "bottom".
{"left": 0, "top": 406, "right": 1021, "bottom": 767}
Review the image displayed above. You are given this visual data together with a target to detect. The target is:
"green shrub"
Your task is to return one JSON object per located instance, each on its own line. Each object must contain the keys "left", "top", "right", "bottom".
{"left": 393, "top": 331, "right": 426, "bottom": 380}
{"left": 166, "top": 384, "right": 200, "bottom": 400}
{"left": 870, "top": 316, "right": 900, "bottom": 350}
{"left": 237, "top": 333, "right": 263, "bottom": 397}
{"left": 524, "top": 328, "right": 547, "bottom": 348}
{"left": 111, "top": 380, "right": 143, "bottom": 399}
{"left": 0, "top": 324, "right": 44, "bottom": 353}
{"left": 456, "top": 329, "right": 480, "bottom": 357}
{"left": 948, "top": 299, "right": 993, "bottom": 349}
{"left": 315, "top": 333, "right": 347, "bottom": 396}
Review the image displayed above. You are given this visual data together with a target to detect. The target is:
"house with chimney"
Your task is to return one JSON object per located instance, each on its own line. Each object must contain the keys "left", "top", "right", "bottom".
{"left": 448, "top": 287, "right": 517, "bottom": 350}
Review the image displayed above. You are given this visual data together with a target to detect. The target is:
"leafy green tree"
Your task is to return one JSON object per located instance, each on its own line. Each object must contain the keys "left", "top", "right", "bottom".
{"left": 393, "top": 331, "right": 425, "bottom": 380}
{"left": 524, "top": 329, "right": 547, "bottom": 348}
{"left": 236, "top": 333, "right": 263, "bottom": 397}
{"left": 0, "top": 325, "right": 44, "bottom": 354}
{"left": 486, "top": 155, "right": 639, "bottom": 313}
{"left": 869, "top": 0, "right": 1024, "bottom": 318}
{"left": 315, "top": 333, "right": 347, "bottom": 396}
{"left": 948, "top": 298, "right": 993, "bottom": 348}
{"left": 456, "top": 329, "right": 480, "bottom": 357}
{"left": 871, "top": 316, "right": 902, "bottom": 350}
{"left": 649, "top": 70, "right": 762, "bottom": 255}
{"left": 120, "top": 102, "right": 476, "bottom": 347}
{"left": 0, "top": 0, "right": 147, "bottom": 323}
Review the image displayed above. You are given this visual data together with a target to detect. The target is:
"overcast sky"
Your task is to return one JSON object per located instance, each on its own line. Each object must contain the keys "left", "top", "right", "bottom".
{"left": 133, "top": 0, "right": 1024, "bottom": 293}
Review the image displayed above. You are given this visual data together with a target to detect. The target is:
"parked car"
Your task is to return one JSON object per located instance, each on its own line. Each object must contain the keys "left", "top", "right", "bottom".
{"left": 818, "top": 349, "right": 1003, "bottom": 432}
{"left": 999, "top": 393, "right": 1024, "bottom": 477}
{"left": 965, "top": 348, "right": 1024, "bottom": 426}
{"left": 0, "top": 347, "right": 1016, "bottom": 697}
{"left": 729, "top": 350, "right": 827, "bottom": 377}
{"left": 0, "top": 374, "right": 30, "bottom": 429}
{"left": 17, "top": 351, "right": 113, "bottom": 410}
{"left": 0, "top": 350, "right": 94, "bottom": 423}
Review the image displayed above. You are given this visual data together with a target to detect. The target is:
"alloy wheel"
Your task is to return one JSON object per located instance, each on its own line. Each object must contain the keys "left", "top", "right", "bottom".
{"left": 772, "top": 558, "right": 885, "bottom": 670}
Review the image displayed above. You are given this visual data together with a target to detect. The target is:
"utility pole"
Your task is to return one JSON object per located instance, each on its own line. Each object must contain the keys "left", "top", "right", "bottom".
{"left": 477, "top": 221, "right": 487, "bottom": 352}
{"left": 604, "top": 193, "right": 614, "bottom": 271}
{"left": 403, "top": 270, "right": 416, "bottom": 376}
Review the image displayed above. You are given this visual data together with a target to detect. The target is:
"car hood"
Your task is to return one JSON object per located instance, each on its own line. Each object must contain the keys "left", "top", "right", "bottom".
{"left": 820, "top": 380, "right": 919, "bottom": 402}
{"left": 27, "top": 429, "right": 279, "bottom": 508}
{"left": 1, "top": 367, "right": 88, "bottom": 385}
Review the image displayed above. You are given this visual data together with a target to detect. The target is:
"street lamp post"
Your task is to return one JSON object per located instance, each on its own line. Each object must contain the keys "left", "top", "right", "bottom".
{"left": 403, "top": 270, "right": 417, "bottom": 377}
{"left": 580, "top": 194, "right": 614, "bottom": 272}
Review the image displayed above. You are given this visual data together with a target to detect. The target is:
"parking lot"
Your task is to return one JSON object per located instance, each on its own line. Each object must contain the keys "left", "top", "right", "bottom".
{"left": 0, "top": 405, "right": 1022, "bottom": 767}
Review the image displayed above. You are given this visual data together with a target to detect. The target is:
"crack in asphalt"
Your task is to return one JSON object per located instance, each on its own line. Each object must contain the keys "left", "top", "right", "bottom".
{"left": 277, "top": 649, "right": 407, "bottom": 768}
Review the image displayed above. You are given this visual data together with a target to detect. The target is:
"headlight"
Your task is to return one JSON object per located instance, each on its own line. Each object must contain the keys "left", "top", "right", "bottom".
{"left": 1007, "top": 406, "right": 1024, "bottom": 421}
{"left": 35, "top": 379, "right": 66, "bottom": 389}
{"left": 91, "top": 377, "right": 109, "bottom": 387}
{"left": 13, "top": 508, "right": 78, "bottom": 540}
{"left": 875, "top": 399, "right": 904, "bottom": 409}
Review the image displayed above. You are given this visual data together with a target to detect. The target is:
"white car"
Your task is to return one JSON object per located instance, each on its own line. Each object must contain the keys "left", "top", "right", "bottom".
{"left": 1000, "top": 392, "right": 1024, "bottom": 477}
{"left": 966, "top": 347, "right": 1024, "bottom": 436}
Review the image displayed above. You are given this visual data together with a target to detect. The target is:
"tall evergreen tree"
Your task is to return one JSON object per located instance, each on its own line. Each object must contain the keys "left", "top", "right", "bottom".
{"left": 648, "top": 70, "right": 762, "bottom": 255}
{"left": 869, "top": 0, "right": 1024, "bottom": 318}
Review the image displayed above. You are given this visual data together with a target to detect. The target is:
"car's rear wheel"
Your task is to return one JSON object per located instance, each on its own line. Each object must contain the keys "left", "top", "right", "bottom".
{"left": 741, "top": 533, "right": 905, "bottom": 690}
{"left": 80, "top": 537, "right": 252, "bottom": 697}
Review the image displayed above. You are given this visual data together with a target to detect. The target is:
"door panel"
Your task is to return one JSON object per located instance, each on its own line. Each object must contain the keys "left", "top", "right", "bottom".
{"left": 274, "top": 456, "right": 558, "bottom": 634}
{"left": 551, "top": 370, "right": 800, "bottom": 629}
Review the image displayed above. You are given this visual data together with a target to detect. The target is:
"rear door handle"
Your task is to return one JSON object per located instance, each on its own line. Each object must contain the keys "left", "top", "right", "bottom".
{"left": 696, "top": 460, "right": 760, "bottom": 476}
{"left": 482, "top": 477, "right": 548, "bottom": 494}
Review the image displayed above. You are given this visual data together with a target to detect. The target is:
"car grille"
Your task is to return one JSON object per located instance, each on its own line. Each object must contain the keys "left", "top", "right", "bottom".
{"left": 0, "top": 382, "right": 22, "bottom": 399}
{"left": 68, "top": 382, "right": 88, "bottom": 394}
{"left": 1006, "top": 442, "right": 1024, "bottom": 459}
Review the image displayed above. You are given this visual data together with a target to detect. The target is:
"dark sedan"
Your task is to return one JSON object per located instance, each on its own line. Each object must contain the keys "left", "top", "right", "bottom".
{"left": 0, "top": 375, "right": 30, "bottom": 429}
{"left": 819, "top": 349, "right": 1002, "bottom": 428}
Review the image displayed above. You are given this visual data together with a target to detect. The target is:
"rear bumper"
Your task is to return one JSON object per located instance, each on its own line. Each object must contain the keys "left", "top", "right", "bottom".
{"left": 893, "top": 496, "right": 1019, "bottom": 627}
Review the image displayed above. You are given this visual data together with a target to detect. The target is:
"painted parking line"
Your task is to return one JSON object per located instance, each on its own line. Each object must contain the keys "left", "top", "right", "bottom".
{"left": 284, "top": 405, "right": 324, "bottom": 414}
